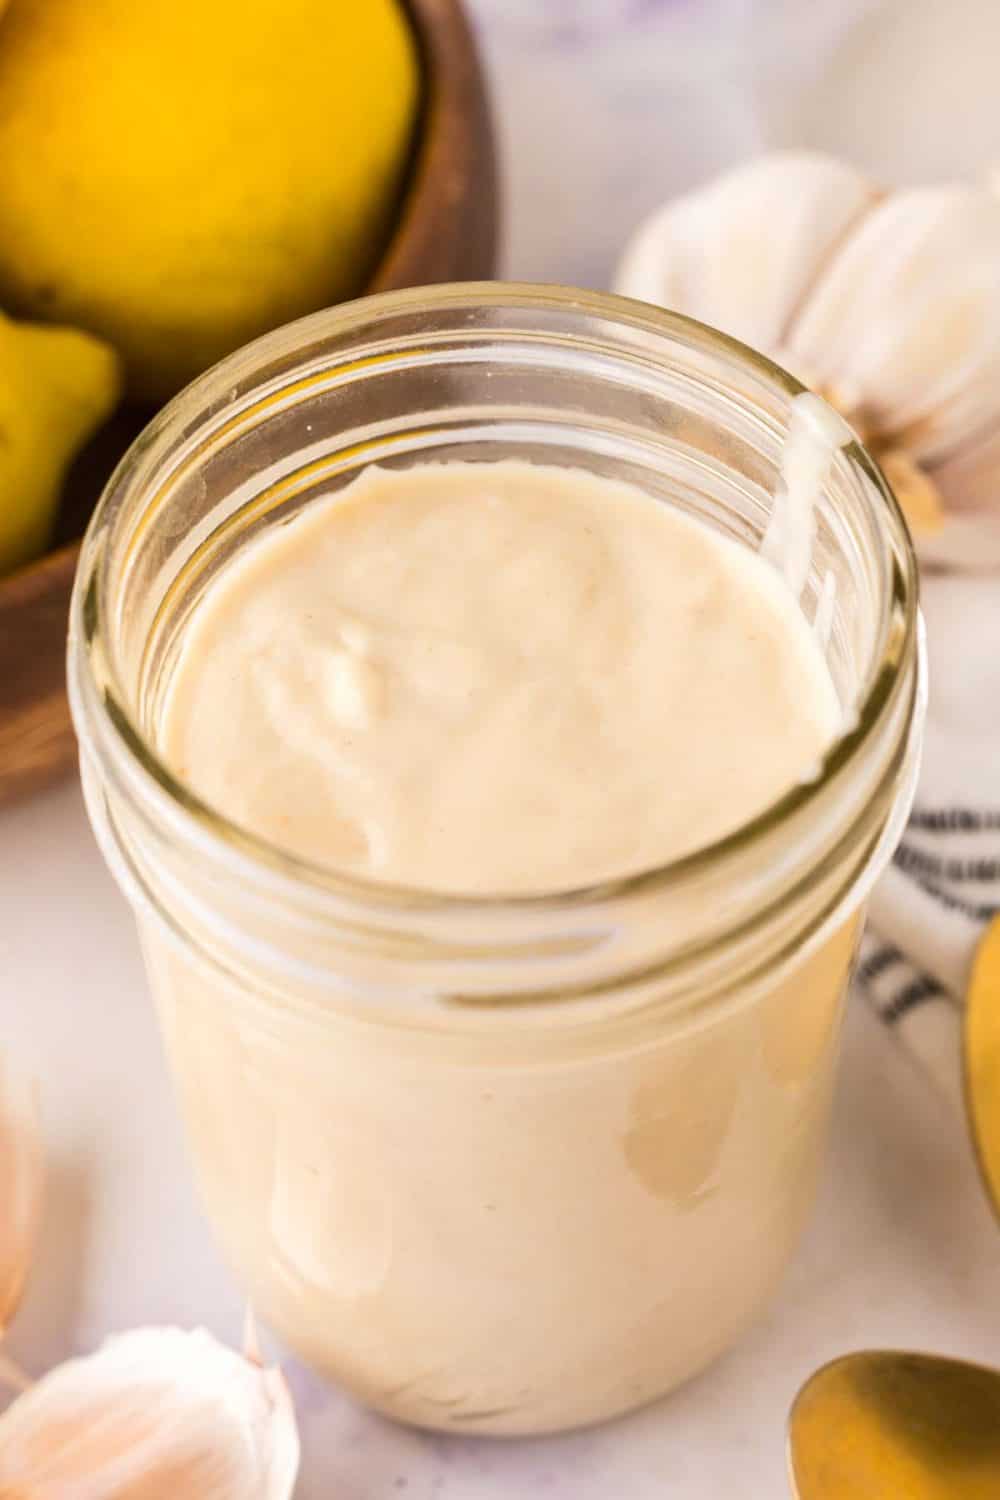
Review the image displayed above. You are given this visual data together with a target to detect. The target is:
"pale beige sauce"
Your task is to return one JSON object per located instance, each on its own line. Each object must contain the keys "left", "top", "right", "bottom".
{"left": 150, "top": 445, "right": 861, "bottom": 1435}
{"left": 161, "top": 458, "right": 840, "bottom": 891}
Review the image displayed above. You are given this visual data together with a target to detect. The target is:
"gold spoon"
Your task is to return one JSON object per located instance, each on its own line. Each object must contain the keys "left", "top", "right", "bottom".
{"left": 788, "top": 1350, "right": 1000, "bottom": 1498}
{"left": 965, "top": 914, "right": 1000, "bottom": 1225}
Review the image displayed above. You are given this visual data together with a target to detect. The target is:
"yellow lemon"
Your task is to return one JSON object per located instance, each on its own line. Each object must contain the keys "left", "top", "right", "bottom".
{"left": 0, "top": 313, "right": 120, "bottom": 574}
{"left": 0, "top": 0, "right": 419, "bottom": 401}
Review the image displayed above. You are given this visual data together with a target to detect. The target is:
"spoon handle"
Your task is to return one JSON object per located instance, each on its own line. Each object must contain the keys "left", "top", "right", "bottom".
{"left": 964, "top": 915, "right": 1000, "bottom": 1224}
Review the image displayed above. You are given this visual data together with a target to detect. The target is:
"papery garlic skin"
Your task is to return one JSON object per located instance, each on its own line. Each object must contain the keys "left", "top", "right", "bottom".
{"left": 615, "top": 152, "right": 878, "bottom": 355}
{"left": 0, "top": 1327, "right": 299, "bottom": 1500}
{"left": 616, "top": 153, "right": 1000, "bottom": 568}
{"left": 785, "top": 185, "right": 1000, "bottom": 473}
{"left": 0, "top": 1058, "right": 43, "bottom": 1337}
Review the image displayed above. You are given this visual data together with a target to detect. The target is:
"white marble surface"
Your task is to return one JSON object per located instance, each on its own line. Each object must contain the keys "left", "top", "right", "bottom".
{"left": 4, "top": 2, "right": 1000, "bottom": 1494}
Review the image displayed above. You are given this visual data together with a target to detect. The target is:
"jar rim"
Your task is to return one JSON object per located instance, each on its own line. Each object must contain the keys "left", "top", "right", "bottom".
{"left": 68, "top": 281, "right": 921, "bottom": 920}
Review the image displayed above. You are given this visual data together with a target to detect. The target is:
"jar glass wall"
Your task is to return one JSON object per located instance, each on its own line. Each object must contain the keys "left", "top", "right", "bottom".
{"left": 68, "top": 285, "right": 924, "bottom": 1435}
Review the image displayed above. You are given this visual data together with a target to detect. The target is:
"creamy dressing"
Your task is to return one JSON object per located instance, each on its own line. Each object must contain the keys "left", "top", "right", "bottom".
{"left": 161, "top": 453, "right": 841, "bottom": 892}
{"left": 146, "top": 436, "right": 869, "bottom": 1435}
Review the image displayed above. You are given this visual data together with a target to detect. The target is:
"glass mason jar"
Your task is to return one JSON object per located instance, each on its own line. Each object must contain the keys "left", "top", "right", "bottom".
{"left": 68, "top": 284, "right": 924, "bottom": 1437}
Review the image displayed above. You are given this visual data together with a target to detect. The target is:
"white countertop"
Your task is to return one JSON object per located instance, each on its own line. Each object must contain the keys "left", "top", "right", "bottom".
{"left": 4, "top": 3, "right": 1000, "bottom": 1494}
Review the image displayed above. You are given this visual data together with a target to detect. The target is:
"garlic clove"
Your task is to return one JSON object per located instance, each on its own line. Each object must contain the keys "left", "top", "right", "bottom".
{"left": 0, "top": 1326, "right": 300, "bottom": 1499}
{"left": 786, "top": 184, "right": 1000, "bottom": 467}
{"left": 0, "top": 1057, "right": 43, "bottom": 1337}
{"left": 614, "top": 151, "right": 878, "bottom": 355}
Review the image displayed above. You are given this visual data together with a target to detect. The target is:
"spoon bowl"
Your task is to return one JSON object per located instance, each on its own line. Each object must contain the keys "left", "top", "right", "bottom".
{"left": 789, "top": 1350, "right": 1000, "bottom": 1499}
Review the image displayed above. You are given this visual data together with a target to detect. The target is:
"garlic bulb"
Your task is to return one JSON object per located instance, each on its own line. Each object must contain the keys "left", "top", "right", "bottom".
{"left": 615, "top": 151, "right": 1000, "bottom": 569}
{"left": 616, "top": 153, "right": 878, "bottom": 357}
{"left": 0, "top": 1326, "right": 300, "bottom": 1499}
{"left": 0, "top": 1056, "right": 43, "bottom": 1338}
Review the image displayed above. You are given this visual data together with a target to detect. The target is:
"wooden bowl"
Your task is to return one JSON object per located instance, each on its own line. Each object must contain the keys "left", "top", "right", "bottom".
{"left": 0, "top": 0, "right": 497, "bottom": 809}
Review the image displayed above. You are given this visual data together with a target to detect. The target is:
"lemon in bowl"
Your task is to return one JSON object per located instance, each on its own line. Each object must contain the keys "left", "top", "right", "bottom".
{"left": 0, "top": 0, "right": 420, "bottom": 401}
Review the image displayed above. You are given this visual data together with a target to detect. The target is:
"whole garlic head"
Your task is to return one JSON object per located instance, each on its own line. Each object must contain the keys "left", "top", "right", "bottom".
{"left": 615, "top": 151, "right": 1000, "bottom": 569}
